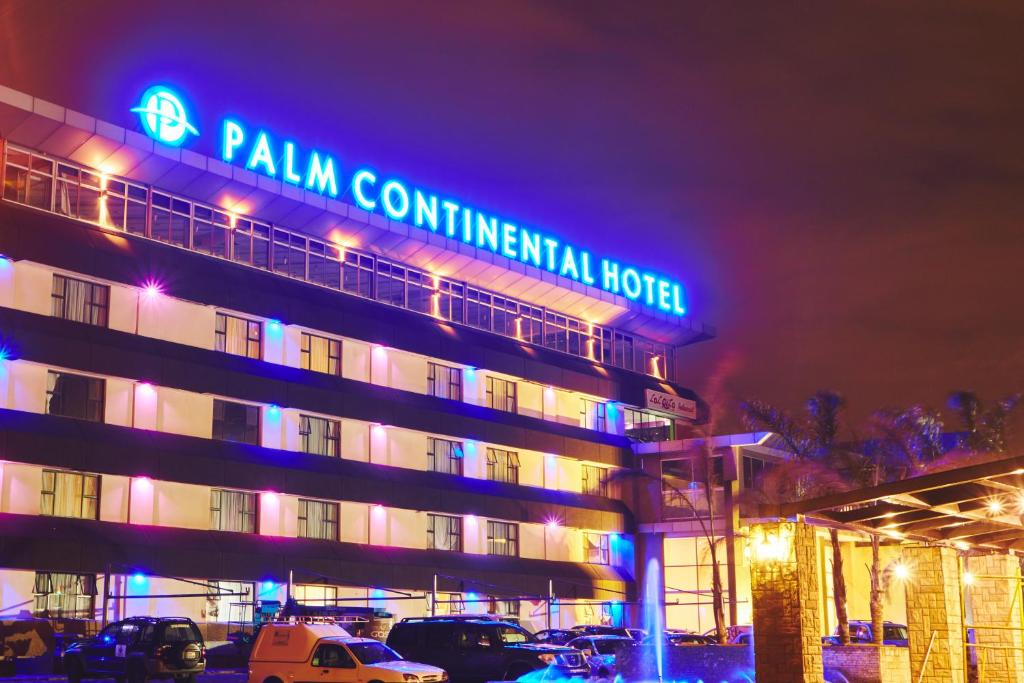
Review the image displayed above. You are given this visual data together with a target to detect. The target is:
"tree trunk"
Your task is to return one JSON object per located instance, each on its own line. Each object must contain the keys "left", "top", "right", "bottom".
{"left": 830, "top": 528, "right": 850, "bottom": 645}
{"left": 709, "top": 541, "right": 727, "bottom": 644}
{"left": 870, "top": 535, "right": 884, "bottom": 645}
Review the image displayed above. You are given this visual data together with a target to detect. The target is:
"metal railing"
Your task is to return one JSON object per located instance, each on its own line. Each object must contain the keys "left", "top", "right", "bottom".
{"left": 1, "top": 142, "right": 674, "bottom": 380}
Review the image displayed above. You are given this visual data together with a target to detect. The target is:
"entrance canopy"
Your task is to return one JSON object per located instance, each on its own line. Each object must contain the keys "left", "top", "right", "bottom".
{"left": 767, "top": 454, "right": 1024, "bottom": 552}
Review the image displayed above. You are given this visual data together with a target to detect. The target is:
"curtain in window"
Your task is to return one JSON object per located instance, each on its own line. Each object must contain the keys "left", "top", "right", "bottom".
{"left": 301, "top": 416, "right": 339, "bottom": 456}
{"left": 223, "top": 315, "right": 251, "bottom": 356}
{"left": 299, "top": 500, "right": 337, "bottom": 540}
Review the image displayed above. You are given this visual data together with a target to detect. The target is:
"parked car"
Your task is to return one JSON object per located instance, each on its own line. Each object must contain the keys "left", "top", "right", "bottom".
{"left": 532, "top": 629, "right": 576, "bottom": 645}
{"left": 566, "top": 635, "right": 635, "bottom": 679}
{"left": 248, "top": 622, "right": 446, "bottom": 683}
{"left": 64, "top": 617, "right": 206, "bottom": 683}
{"left": 386, "top": 617, "right": 589, "bottom": 682}
{"left": 662, "top": 632, "right": 716, "bottom": 646}
{"left": 568, "top": 625, "right": 632, "bottom": 638}
{"left": 727, "top": 625, "right": 752, "bottom": 645}
{"left": 624, "top": 628, "right": 647, "bottom": 642}
{"left": 823, "top": 621, "right": 909, "bottom": 647}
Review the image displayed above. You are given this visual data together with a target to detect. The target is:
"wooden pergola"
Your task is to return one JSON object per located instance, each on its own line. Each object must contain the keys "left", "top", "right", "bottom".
{"left": 764, "top": 453, "right": 1024, "bottom": 552}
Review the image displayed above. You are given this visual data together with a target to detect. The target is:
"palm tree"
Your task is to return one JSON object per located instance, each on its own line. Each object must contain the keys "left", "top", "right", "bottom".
{"left": 947, "top": 391, "right": 1022, "bottom": 454}
{"left": 740, "top": 391, "right": 853, "bottom": 645}
{"left": 864, "top": 404, "right": 947, "bottom": 645}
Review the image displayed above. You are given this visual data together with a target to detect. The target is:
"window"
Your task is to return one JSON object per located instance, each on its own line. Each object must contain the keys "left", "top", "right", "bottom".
{"left": 33, "top": 572, "right": 96, "bottom": 619}
{"left": 46, "top": 371, "right": 104, "bottom": 422}
{"left": 582, "top": 465, "right": 609, "bottom": 497}
{"left": 486, "top": 448, "right": 520, "bottom": 485}
{"left": 491, "top": 598, "right": 521, "bottom": 619}
{"left": 485, "top": 376, "right": 517, "bottom": 413}
{"left": 742, "top": 454, "right": 772, "bottom": 489}
{"left": 51, "top": 274, "right": 109, "bottom": 327}
{"left": 427, "top": 514, "right": 463, "bottom": 552}
{"left": 427, "top": 438, "right": 464, "bottom": 476}
{"left": 427, "top": 362, "right": 463, "bottom": 401}
{"left": 210, "top": 489, "right": 257, "bottom": 533}
{"left": 487, "top": 521, "right": 519, "bottom": 557}
{"left": 215, "top": 312, "right": 262, "bottom": 359}
{"left": 212, "top": 399, "right": 260, "bottom": 445}
{"left": 584, "top": 533, "right": 610, "bottom": 565}
{"left": 301, "top": 332, "right": 341, "bottom": 376}
{"left": 205, "top": 580, "right": 253, "bottom": 622}
{"left": 579, "top": 399, "right": 607, "bottom": 431}
{"left": 300, "top": 415, "right": 341, "bottom": 457}
{"left": 294, "top": 584, "right": 338, "bottom": 606}
{"left": 298, "top": 499, "right": 339, "bottom": 541}
{"left": 311, "top": 644, "right": 356, "bottom": 669}
{"left": 40, "top": 469, "right": 99, "bottom": 519}
{"left": 624, "top": 408, "right": 675, "bottom": 442}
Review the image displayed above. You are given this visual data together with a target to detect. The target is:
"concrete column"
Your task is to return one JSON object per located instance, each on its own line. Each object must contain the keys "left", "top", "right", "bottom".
{"left": 904, "top": 545, "right": 966, "bottom": 683}
{"left": 967, "top": 553, "right": 1024, "bottom": 683}
{"left": 750, "top": 521, "right": 824, "bottom": 683}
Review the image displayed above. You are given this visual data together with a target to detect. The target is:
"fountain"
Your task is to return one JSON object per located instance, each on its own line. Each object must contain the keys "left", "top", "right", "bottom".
{"left": 641, "top": 556, "right": 666, "bottom": 681}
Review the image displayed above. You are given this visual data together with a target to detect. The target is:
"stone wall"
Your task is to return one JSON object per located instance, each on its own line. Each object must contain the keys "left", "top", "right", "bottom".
{"left": 822, "top": 645, "right": 911, "bottom": 683}
{"left": 967, "top": 553, "right": 1023, "bottom": 683}
{"left": 905, "top": 545, "right": 965, "bottom": 683}
{"left": 750, "top": 521, "right": 825, "bottom": 683}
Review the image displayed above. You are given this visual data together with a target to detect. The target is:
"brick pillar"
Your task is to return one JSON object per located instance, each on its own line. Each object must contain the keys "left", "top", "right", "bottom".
{"left": 750, "top": 521, "right": 824, "bottom": 683}
{"left": 968, "top": 553, "right": 1024, "bottom": 683}
{"left": 905, "top": 546, "right": 966, "bottom": 683}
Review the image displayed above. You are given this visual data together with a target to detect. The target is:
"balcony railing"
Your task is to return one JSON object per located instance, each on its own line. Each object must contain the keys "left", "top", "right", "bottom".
{"left": 1, "top": 142, "right": 675, "bottom": 379}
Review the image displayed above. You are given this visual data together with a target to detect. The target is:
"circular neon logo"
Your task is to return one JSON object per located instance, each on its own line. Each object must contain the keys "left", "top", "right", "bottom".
{"left": 131, "top": 85, "right": 198, "bottom": 146}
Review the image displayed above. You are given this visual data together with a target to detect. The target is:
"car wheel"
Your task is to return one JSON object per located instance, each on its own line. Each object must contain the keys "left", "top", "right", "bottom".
{"left": 597, "top": 668, "right": 610, "bottom": 679}
{"left": 263, "top": 677, "right": 284, "bottom": 683}
{"left": 64, "top": 657, "right": 84, "bottom": 683}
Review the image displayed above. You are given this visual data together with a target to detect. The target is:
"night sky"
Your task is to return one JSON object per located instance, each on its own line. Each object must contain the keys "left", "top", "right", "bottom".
{"left": 2, "top": 1, "right": 1022, "bottom": 436}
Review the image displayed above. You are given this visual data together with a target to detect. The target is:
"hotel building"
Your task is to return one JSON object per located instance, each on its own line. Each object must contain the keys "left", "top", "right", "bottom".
{"left": 0, "top": 83, "right": 713, "bottom": 635}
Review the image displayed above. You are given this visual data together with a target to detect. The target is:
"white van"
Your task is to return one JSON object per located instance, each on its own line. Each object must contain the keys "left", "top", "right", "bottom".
{"left": 248, "top": 622, "right": 447, "bottom": 683}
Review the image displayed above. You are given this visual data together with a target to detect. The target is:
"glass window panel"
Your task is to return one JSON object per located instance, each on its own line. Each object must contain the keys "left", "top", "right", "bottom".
{"left": 212, "top": 399, "right": 260, "bottom": 445}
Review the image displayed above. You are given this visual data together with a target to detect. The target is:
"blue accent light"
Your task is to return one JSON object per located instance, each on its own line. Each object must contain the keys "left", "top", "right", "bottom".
{"left": 352, "top": 170, "right": 378, "bottom": 211}
{"left": 132, "top": 86, "right": 198, "bottom": 146}
{"left": 381, "top": 180, "right": 410, "bottom": 220}
{"left": 246, "top": 131, "right": 277, "bottom": 176}
{"left": 223, "top": 119, "right": 245, "bottom": 161}
{"left": 262, "top": 580, "right": 276, "bottom": 591}
{"left": 132, "top": 573, "right": 146, "bottom": 585}
{"left": 305, "top": 152, "right": 339, "bottom": 198}
{"left": 148, "top": 86, "right": 690, "bottom": 315}
{"left": 283, "top": 143, "right": 303, "bottom": 185}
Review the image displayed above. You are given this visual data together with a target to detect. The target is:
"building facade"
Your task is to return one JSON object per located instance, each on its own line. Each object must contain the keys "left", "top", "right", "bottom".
{"left": 0, "top": 83, "right": 711, "bottom": 636}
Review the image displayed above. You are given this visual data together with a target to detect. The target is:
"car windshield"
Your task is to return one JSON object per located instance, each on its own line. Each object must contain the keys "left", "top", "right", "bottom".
{"left": 496, "top": 625, "right": 534, "bottom": 644}
{"left": 884, "top": 626, "right": 909, "bottom": 641}
{"left": 593, "top": 639, "right": 631, "bottom": 655}
{"left": 348, "top": 642, "right": 402, "bottom": 665}
{"left": 160, "top": 623, "right": 202, "bottom": 643}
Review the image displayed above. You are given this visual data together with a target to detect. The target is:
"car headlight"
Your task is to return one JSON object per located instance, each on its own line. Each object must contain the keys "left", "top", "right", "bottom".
{"left": 537, "top": 653, "right": 557, "bottom": 665}
{"left": 403, "top": 675, "right": 421, "bottom": 682}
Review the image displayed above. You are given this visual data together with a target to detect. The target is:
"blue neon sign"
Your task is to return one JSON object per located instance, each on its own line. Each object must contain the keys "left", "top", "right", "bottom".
{"left": 131, "top": 86, "right": 198, "bottom": 147}
{"left": 132, "top": 85, "right": 686, "bottom": 315}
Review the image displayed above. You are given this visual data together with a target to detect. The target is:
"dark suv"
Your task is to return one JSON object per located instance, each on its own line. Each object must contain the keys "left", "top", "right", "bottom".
{"left": 64, "top": 617, "right": 206, "bottom": 683}
{"left": 386, "top": 617, "right": 589, "bottom": 682}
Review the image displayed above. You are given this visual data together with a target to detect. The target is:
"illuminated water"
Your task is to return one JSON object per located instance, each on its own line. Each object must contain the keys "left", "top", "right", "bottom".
{"left": 642, "top": 557, "right": 666, "bottom": 681}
